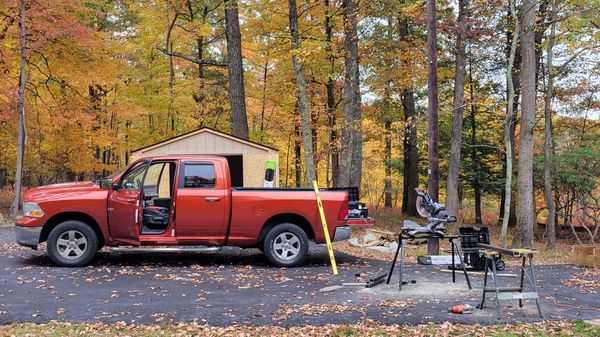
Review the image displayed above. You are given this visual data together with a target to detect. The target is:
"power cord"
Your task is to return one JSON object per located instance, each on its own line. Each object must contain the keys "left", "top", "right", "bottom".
{"left": 540, "top": 292, "right": 600, "bottom": 312}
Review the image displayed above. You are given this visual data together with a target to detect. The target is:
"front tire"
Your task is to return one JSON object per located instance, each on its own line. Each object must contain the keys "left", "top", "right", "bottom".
{"left": 263, "top": 223, "right": 309, "bottom": 267}
{"left": 47, "top": 220, "right": 98, "bottom": 267}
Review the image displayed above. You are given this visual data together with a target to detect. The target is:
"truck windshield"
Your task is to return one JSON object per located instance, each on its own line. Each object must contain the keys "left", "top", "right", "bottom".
{"left": 105, "top": 162, "right": 135, "bottom": 180}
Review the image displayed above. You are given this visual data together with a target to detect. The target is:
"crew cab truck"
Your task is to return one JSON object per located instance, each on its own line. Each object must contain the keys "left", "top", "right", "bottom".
{"left": 15, "top": 155, "right": 368, "bottom": 267}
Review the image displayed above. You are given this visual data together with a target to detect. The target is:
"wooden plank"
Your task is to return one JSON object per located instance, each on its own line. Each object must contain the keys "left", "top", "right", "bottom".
{"left": 478, "top": 244, "right": 536, "bottom": 257}
{"left": 497, "top": 292, "right": 539, "bottom": 300}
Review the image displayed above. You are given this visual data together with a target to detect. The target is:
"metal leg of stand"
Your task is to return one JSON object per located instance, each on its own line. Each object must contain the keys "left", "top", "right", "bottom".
{"left": 453, "top": 238, "right": 472, "bottom": 289}
{"left": 451, "top": 239, "right": 456, "bottom": 283}
{"left": 528, "top": 255, "right": 544, "bottom": 318}
{"left": 479, "top": 256, "right": 489, "bottom": 310}
{"left": 399, "top": 239, "right": 406, "bottom": 291}
{"left": 518, "top": 256, "right": 526, "bottom": 308}
{"left": 491, "top": 255, "right": 501, "bottom": 320}
{"left": 386, "top": 235, "right": 402, "bottom": 284}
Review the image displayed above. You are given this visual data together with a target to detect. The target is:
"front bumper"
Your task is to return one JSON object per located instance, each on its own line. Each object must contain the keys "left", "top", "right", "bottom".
{"left": 333, "top": 226, "right": 352, "bottom": 242}
{"left": 15, "top": 226, "right": 42, "bottom": 249}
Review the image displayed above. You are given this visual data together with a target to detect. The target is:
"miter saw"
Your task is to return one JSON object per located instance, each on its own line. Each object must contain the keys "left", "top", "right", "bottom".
{"left": 401, "top": 188, "right": 456, "bottom": 238}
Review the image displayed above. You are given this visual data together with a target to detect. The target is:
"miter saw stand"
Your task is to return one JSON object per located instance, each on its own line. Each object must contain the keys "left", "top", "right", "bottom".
{"left": 385, "top": 188, "right": 472, "bottom": 291}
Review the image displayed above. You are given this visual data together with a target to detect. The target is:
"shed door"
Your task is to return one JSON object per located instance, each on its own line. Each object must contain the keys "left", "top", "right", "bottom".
{"left": 225, "top": 155, "right": 243, "bottom": 187}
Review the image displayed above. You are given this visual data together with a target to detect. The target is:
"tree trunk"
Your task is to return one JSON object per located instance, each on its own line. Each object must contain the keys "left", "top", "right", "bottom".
{"left": 384, "top": 116, "right": 392, "bottom": 208}
{"left": 259, "top": 58, "right": 269, "bottom": 140}
{"left": 339, "top": 0, "right": 362, "bottom": 189}
{"left": 288, "top": 0, "right": 316, "bottom": 186}
{"left": 383, "top": 17, "right": 393, "bottom": 208}
{"left": 225, "top": 0, "right": 249, "bottom": 140}
{"left": 514, "top": 0, "right": 537, "bottom": 248}
{"left": 544, "top": 0, "right": 557, "bottom": 250}
{"left": 507, "top": 45, "right": 521, "bottom": 228}
{"left": 398, "top": 10, "right": 419, "bottom": 216}
{"left": 168, "top": 40, "right": 176, "bottom": 136}
{"left": 469, "top": 62, "right": 482, "bottom": 224}
{"left": 446, "top": 0, "right": 468, "bottom": 218}
{"left": 534, "top": 0, "right": 549, "bottom": 90}
{"left": 426, "top": 0, "right": 440, "bottom": 201}
{"left": 9, "top": 0, "right": 27, "bottom": 219}
{"left": 401, "top": 90, "right": 420, "bottom": 216}
{"left": 325, "top": 0, "right": 339, "bottom": 188}
{"left": 383, "top": 83, "right": 393, "bottom": 208}
{"left": 500, "top": 0, "right": 520, "bottom": 247}
{"left": 499, "top": 3, "right": 521, "bottom": 228}
{"left": 294, "top": 105, "right": 302, "bottom": 187}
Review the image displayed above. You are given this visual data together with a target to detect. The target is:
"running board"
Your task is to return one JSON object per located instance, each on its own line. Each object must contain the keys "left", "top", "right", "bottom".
{"left": 110, "top": 246, "right": 222, "bottom": 253}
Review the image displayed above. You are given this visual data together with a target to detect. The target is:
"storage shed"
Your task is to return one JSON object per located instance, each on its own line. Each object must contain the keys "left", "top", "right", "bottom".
{"left": 130, "top": 127, "right": 279, "bottom": 187}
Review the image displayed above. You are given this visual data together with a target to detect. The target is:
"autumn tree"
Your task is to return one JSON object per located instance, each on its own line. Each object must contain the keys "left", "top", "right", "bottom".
{"left": 426, "top": 0, "right": 439, "bottom": 200}
{"left": 543, "top": 0, "right": 557, "bottom": 249}
{"left": 287, "top": 0, "right": 315, "bottom": 185}
{"left": 515, "top": 0, "right": 537, "bottom": 248}
{"left": 225, "top": 0, "right": 249, "bottom": 139}
{"left": 446, "top": 0, "right": 468, "bottom": 217}
{"left": 500, "top": 0, "right": 520, "bottom": 246}
{"left": 324, "top": 0, "right": 340, "bottom": 188}
{"left": 9, "top": 0, "right": 26, "bottom": 218}
{"left": 339, "top": 0, "right": 362, "bottom": 189}
{"left": 398, "top": 3, "right": 421, "bottom": 217}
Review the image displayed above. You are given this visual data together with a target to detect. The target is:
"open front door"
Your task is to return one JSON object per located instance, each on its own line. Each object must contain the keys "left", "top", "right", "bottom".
{"left": 107, "top": 161, "right": 148, "bottom": 245}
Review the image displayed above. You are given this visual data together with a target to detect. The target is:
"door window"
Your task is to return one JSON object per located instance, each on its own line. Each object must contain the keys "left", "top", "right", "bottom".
{"left": 119, "top": 163, "right": 147, "bottom": 190}
{"left": 142, "top": 162, "right": 175, "bottom": 198}
{"left": 182, "top": 163, "right": 216, "bottom": 188}
{"left": 143, "top": 162, "right": 165, "bottom": 196}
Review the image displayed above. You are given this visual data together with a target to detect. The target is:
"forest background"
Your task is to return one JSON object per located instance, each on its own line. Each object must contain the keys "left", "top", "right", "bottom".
{"left": 0, "top": 0, "right": 599, "bottom": 248}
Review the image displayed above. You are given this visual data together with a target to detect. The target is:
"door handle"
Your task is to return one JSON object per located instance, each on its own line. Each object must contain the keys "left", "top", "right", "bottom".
{"left": 205, "top": 197, "right": 221, "bottom": 202}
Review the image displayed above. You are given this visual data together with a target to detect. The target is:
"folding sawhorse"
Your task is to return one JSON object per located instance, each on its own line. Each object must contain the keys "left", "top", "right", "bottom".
{"left": 478, "top": 244, "right": 543, "bottom": 319}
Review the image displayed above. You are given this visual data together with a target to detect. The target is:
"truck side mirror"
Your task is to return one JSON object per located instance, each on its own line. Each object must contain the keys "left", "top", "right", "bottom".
{"left": 99, "top": 178, "right": 117, "bottom": 190}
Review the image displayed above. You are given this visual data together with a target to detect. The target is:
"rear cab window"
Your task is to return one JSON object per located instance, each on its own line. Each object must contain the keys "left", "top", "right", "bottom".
{"left": 180, "top": 163, "right": 216, "bottom": 188}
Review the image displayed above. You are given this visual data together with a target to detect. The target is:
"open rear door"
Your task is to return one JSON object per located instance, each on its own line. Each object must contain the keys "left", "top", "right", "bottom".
{"left": 107, "top": 161, "right": 148, "bottom": 245}
{"left": 175, "top": 161, "right": 230, "bottom": 245}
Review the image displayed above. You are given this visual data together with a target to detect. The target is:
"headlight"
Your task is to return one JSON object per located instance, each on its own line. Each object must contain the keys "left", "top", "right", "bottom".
{"left": 23, "top": 202, "right": 45, "bottom": 218}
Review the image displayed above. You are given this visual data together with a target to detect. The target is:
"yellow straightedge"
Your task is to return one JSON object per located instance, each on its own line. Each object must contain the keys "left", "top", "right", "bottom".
{"left": 312, "top": 180, "right": 338, "bottom": 275}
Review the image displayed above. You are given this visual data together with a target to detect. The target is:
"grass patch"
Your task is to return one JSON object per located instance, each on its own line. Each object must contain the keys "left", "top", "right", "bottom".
{"left": 1, "top": 320, "right": 599, "bottom": 337}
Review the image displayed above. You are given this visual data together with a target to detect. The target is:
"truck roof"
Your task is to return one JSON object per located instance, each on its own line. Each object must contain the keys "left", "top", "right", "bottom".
{"left": 137, "top": 155, "right": 228, "bottom": 162}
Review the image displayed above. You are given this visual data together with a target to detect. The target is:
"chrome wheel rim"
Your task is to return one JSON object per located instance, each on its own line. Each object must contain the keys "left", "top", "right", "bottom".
{"left": 56, "top": 230, "right": 87, "bottom": 259}
{"left": 273, "top": 232, "right": 301, "bottom": 261}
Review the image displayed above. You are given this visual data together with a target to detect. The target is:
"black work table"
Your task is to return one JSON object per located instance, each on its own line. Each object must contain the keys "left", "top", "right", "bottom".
{"left": 386, "top": 233, "right": 473, "bottom": 291}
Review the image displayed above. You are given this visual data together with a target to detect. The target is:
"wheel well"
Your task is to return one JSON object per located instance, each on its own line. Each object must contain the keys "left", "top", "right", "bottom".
{"left": 40, "top": 212, "right": 105, "bottom": 247}
{"left": 258, "top": 213, "right": 315, "bottom": 243}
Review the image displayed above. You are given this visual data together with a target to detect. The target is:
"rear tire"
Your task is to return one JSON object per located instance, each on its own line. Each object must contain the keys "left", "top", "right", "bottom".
{"left": 47, "top": 220, "right": 98, "bottom": 267}
{"left": 263, "top": 223, "right": 308, "bottom": 267}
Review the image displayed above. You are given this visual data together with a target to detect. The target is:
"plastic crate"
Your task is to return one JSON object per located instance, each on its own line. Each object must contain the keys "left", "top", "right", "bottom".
{"left": 329, "top": 187, "right": 360, "bottom": 202}
{"left": 459, "top": 227, "right": 496, "bottom": 271}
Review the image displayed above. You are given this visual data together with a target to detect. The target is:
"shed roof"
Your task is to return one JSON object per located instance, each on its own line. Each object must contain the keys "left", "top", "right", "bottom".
{"left": 131, "top": 127, "right": 278, "bottom": 154}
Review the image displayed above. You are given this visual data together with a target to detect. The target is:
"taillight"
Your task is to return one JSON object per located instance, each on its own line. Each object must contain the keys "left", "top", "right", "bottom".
{"left": 338, "top": 198, "right": 349, "bottom": 221}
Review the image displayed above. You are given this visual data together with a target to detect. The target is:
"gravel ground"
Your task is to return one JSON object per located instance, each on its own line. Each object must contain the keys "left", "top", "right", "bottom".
{"left": 1, "top": 227, "right": 598, "bottom": 326}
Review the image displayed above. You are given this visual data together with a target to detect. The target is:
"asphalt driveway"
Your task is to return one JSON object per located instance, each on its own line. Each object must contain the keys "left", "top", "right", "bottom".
{"left": 1, "top": 227, "right": 598, "bottom": 326}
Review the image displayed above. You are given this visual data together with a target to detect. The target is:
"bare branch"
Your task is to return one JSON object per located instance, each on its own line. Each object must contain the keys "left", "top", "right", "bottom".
{"left": 159, "top": 48, "right": 227, "bottom": 67}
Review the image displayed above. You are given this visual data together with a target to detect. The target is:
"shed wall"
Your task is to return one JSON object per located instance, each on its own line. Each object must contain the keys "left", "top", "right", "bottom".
{"left": 130, "top": 130, "right": 279, "bottom": 187}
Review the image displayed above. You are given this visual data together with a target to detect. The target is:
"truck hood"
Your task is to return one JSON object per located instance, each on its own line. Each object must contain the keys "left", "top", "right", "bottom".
{"left": 24, "top": 181, "right": 103, "bottom": 202}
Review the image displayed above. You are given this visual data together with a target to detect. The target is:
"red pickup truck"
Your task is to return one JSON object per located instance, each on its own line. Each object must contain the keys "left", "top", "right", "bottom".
{"left": 15, "top": 155, "right": 369, "bottom": 267}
